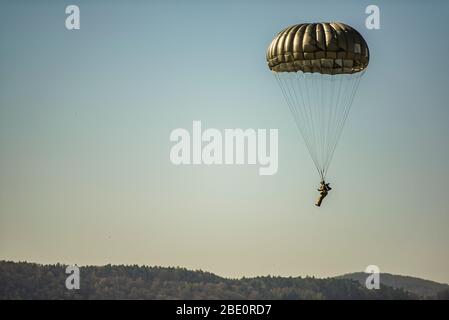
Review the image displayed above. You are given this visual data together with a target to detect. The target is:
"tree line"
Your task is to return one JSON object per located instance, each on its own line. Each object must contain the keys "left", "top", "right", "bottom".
{"left": 0, "top": 260, "right": 421, "bottom": 300}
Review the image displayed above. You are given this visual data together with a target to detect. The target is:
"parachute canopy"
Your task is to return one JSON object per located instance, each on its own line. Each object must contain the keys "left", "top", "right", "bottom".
{"left": 267, "top": 22, "right": 369, "bottom": 181}
{"left": 267, "top": 22, "right": 369, "bottom": 75}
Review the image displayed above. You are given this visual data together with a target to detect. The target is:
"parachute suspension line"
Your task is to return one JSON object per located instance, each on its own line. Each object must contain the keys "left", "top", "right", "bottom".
{"left": 292, "top": 73, "right": 312, "bottom": 169}
{"left": 322, "top": 73, "right": 348, "bottom": 178}
{"left": 314, "top": 74, "right": 324, "bottom": 178}
{"left": 323, "top": 72, "right": 364, "bottom": 178}
{"left": 289, "top": 73, "right": 318, "bottom": 170}
{"left": 323, "top": 74, "right": 345, "bottom": 176}
{"left": 295, "top": 72, "right": 320, "bottom": 175}
{"left": 314, "top": 74, "right": 323, "bottom": 180}
{"left": 302, "top": 72, "right": 322, "bottom": 177}
{"left": 319, "top": 73, "right": 327, "bottom": 179}
{"left": 274, "top": 73, "right": 311, "bottom": 166}
{"left": 274, "top": 72, "right": 321, "bottom": 177}
{"left": 323, "top": 75, "right": 338, "bottom": 178}
{"left": 292, "top": 72, "right": 312, "bottom": 153}
{"left": 274, "top": 70, "right": 365, "bottom": 181}
{"left": 295, "top": 72, "right": 322, "bottom": 178}
{"left": 318, "top": 74, "right": 339, "bottom": 180}
{"left": 324, "top": 75, "right": 347, "bottom": 177}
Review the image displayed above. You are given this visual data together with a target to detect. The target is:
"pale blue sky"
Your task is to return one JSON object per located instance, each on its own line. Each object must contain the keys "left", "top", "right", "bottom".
{"left": 1, "top": 0, "right": 449, "bottom": 283}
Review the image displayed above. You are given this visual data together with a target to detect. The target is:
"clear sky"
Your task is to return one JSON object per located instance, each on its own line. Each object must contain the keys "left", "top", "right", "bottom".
{"left": 1, "top": 0, "right": 449, "bottom": 283}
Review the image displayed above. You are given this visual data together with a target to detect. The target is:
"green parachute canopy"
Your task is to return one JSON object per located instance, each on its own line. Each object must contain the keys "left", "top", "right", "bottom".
{"left": 267, "top": 22, "right": 369, "bottom": 75}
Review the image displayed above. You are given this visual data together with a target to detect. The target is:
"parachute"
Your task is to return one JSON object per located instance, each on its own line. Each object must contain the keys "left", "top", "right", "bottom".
{"left": 267, "top": 22, "right": 369, "bottom": 182}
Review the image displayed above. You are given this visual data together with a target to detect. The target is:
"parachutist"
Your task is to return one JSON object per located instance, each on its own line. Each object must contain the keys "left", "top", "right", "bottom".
{"left": 315, "top": 181, "right": 331, "bottom": 207}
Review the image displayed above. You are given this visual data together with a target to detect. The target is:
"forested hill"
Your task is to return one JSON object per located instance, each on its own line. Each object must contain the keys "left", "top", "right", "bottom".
{"left": 0, "top": 260, "right": 422, "bottom": 300}
{"left": 340, "top": 272, "right": 449, "bottom": 299}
